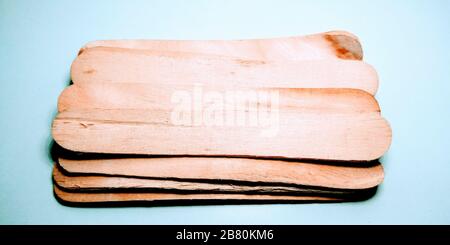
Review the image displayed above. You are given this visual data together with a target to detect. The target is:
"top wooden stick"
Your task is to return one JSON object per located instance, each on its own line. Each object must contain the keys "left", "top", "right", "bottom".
{"left": 71, "top": 47, "right": 378, "bottom": 94}
{"left": 79, "top": 31, "right": 363, "bottom": 60}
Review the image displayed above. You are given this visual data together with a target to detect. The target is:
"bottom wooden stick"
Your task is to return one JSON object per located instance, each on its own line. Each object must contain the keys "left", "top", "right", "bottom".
{"left": 53, "top": 165, "right": 360, "bottom": 196}
{"left": 53, "top": 185, "right": 342, "bottom": 205}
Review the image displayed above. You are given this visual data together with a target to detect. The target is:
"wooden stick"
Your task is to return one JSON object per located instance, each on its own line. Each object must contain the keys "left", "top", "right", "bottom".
{"left": 53, "top": 185, "right": 341, "bottom": 204}
{"left": 71, "top": 47, "right": 378, "bottom": 95}
{"left": 57, "top": 157, "right": 384, "bottom": 190}
{"left": 79, "top": 31, "right": 363, "bottom": 60}
{"left": 52, "top": 109, "right": 391, "bottom": 161}
{"left": 53, "top": 165, "right": 359, "bottom": 195}
{"left": 58, "top": 85, "right": 380, "bottom": 113}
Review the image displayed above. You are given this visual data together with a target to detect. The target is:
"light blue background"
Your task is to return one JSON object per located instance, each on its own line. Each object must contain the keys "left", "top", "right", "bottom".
{"left": 1, "top": 0, "right": 449, "bottom": 224}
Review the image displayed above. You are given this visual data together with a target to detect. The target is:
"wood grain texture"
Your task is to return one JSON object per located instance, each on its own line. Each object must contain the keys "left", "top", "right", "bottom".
{"left": 71, "top": 47, "right": 378, "bottom": 94}
{"left": 58, "top": 85, "right": 380, "bottom": 113}
{"left": 79, "top": 31, "right": 363, "bottom": 60}
{"left": 52, "top": 109, "right": 391, "bottom": 161}
{"left": 57, "top": 157, "right": 384, "bottom": 190}
{"left": 53, "top": 185, "right": 340, "bottom": 204}
{"left": 53, "top": 165, "right": 359, "bottom": 195}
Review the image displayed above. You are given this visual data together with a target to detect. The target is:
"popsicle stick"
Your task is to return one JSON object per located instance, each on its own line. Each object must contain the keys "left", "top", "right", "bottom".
{"left": 58, "top": 85, "right": 380, "bottom": 113}
{"left": 52, "top": 109, "right": 391, "bottom": 161}
{"left": 71, "top": 47, "right": 378, "bottom": 95}
{"left": 53, "top": 185, "right": 341, "bottom": 204}
{"left": 53, "top": 166, "right": 360, "bottom": 195}
{"left": 79, "top": 31, "right": 363, "bottom": 60}
{"left": 57, "top": 157, "right": 384, "bottom": 190}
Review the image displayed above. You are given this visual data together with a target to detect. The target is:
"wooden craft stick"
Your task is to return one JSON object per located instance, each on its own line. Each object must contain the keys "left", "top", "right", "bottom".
{"left": 71, "top": 47, "right": 378, "bottom": 95}
{"left": 58, "top": 85, "right": 380, "bottom": 113}
{"left": 52, "top": 109, "right": 391, "bottom": 161}
{"left": 57, "top": 157, "right": 384, "bottom": 190}
{"left": 53, "top": 166, "right": 359, "bottom": 195}
{"left": 79, "top": 31, "right": 363, "bottom": 60}
{"left": 53, "top": 185, "right": 341, "bottom": 204}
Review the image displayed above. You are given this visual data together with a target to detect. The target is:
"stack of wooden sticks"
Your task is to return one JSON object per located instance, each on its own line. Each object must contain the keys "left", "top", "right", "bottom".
{"left": 51, "top": 31, "right": 392, "bottom": 205}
